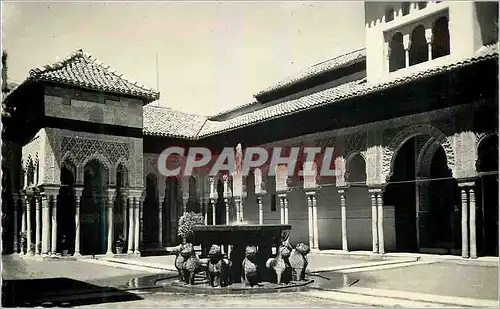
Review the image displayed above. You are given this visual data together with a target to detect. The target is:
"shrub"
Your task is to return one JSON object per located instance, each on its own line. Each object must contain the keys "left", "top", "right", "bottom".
{"left": 178, "top": 211, "right": 204, "bottom": 240}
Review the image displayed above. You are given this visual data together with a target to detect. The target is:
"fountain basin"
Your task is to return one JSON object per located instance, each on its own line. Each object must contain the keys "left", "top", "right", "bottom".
{"left": 192, "top": 224, "right": 292, "bottom": 283}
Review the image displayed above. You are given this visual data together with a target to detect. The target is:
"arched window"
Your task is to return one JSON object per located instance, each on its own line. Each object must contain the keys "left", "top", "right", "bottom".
{"left": 401, "top": 2, "right": 411, "bottom": 16}
{"left": 116, "top": 164, "right": 128, "bottom": 188}
{"left": 409, "top": 25, "right": 428, "bottom": 66}
{"left": 389, "top": 32, "right": 405, "bottom": 72}
{"left": 386, "top": 6, "right": 395, "bottom": 22}
{"left": 432, "top": 17, "right": 450, "bottom": 59}
{"left": 347, "top": 154, "right": 367, "bottom": 184}
{"left": 417, "top": 2, "right": 427, "bottom": 9}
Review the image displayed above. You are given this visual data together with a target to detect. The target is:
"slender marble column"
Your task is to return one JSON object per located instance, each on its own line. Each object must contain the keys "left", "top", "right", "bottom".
{"left": 20, "top": 194, "right": 27, "bottom": 254}
{"left": 13, "top": 194, "right": 19, "bottom": 254}
{"left": 469, "top": 187, "right": 477, "bottom": 259}
{"left": 425, "top": 28, "right": 433, "bottom": 61}
{"left": 41, "top": 193, "right": 51, "bottom": 256}
{"left": 134, "top": 197, "right": 141, "bottom": 255}
{"left": 339, "top": 189, "right": 348, "bottom": 251}
{"left": 224, "top": 198, "right": 229, "bottom": 224}
{"left": 35, "top": 196, "right": 41, "bottom": 255}
{"left": 210, "top": 198, "right": 216, "bottom": 225}
{"left": 139, "top": 198, "right": 144, "bottom": 244}
{"left": 279, "top": 194, "right": 285, "bottom": 224}
{"left": 235, "top": 198, "right": 241, "bottom": 223}
{"left": 122, "top": 193, "right": 128, "bottom": 239}
{"left": 461, "top": 187, "right": 469, "bottom": 258}
{"left": 158, "top": 195, "right": 164, "bottom": 246}
{"left": 106, "top": 189, "right": 115, "bottom": 256}
{"left": 370, "top": 191, "right": 378, "bottom": 254}
{"left": 257, "top": 195, "right": 264, "bottom": 225}
{"left": 312, "top": 194, "right": 319, "bottom": 250}
{"left": 127, "top": 197, "right": 135, "bottom": 254}
{"left": 377, "top": 191, "right": 384, "bottom": 254}
{"left": 74, "top": 188, "right": 83, "bottom": 257}
{"left": 51, "top": 197, "right": 58, "bottom": 255}
{"left": 26, "top": 195, "right": 33, "bottom": 255}
{"left": 284, "top": 197, "right": 289, "bottom": 225}
{"left": 203, "top": 197, "right": 208, "bottom": 225}
{"left": 307, "top": 195, "right": 313, "bottom": 249}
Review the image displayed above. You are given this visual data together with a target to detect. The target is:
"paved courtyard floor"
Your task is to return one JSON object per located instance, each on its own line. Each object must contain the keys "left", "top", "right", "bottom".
{"left": 82, "top": 291, "right": 367, "bottom": 308}
{"left": 2, "top": 253, "right": 497, "bottom": 307}
{"left": 351, "top": 262, "right": 499, "bottom": 300}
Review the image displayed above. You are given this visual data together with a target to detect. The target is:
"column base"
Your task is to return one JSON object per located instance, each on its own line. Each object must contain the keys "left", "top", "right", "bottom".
{"left": 106, "top": 251, "right": 114, "bottom": 257}
{"left": 73, "top": 252, "right": 82, "bottom": 257}
{"left": 134, "top": 250, "right": 141, "bottom": 256}
{"left": 127, "top": 249, "right": 134, "bottom": 254}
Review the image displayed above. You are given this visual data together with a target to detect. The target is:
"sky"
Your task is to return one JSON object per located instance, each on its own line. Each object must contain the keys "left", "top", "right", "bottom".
{"left": 2, "top": 1, "right": 365, "bottom": 116}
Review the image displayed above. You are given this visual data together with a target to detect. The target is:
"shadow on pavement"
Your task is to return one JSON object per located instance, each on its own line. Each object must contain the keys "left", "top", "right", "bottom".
{"left": 2, "top": 277, "right": 143, "bottom": 307}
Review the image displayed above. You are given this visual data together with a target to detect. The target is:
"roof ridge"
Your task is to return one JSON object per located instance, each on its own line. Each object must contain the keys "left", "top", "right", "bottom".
{"left": 84, "top": 52, "right": 157, "bottom": 93}
{"left": 29, "top": 48, "right": 86, "bottom": 78}
{"left": 309, "top": 47, "right": 366, "bottom": 68}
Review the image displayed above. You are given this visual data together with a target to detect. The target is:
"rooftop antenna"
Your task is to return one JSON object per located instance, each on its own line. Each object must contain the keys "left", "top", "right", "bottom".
{"left": 155, "top": 53, "right": 160, "bottom": 106}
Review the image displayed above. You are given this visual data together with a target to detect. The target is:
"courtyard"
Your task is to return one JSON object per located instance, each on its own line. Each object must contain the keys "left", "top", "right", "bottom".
{"left": 2, "top": 2, "right": 499, "bottom": 308}
{"left": 2, "top": 252, "right": 497, "bottom": 308}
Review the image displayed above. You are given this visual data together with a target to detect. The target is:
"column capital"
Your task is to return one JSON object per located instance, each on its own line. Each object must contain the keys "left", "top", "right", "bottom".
{"left": 368, "top": 185, "right": 386, "bottom": 194}
{"left": 337, "top": 185, "right": 349, "bottom": 194}
{"left": 128, "top": 188, "right": 144, "bottom": 199}
{"left": 74, "top": 186, "right": 84, "bottom": 197}
{"left": 457, "top": 179, "right": 476, "bottom": 188}
{"left": 305, "top": 190, "right": 319, "bottom": 196}
{"left": 277, "top": 193, "right": 287, "bottom": 199}
{"left": 38, "top": 185, "right": 60, "bottom": 197}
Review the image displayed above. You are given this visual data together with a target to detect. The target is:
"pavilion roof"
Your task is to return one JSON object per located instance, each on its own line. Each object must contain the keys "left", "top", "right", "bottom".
{"left": 8, "top": 49, "right": 159, "bottom": 102}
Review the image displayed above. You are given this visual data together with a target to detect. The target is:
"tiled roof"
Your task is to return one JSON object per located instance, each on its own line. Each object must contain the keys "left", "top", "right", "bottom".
{"left": 144, "top": 44, "right": 497, "bottom": 139}
{"left": 143, "top": 104, "right": 207, "bottom": 139}
{"left": 27, "top": 49, "right": 159, "bottom": 101}
{"left": 195, "top": 44, "right": 498, "bottom": 137}
{"left": 254, "top": 48, "right": 366, "bottom": 97}
{"left": 209, "top": 100, "right": 259, "bottom": 120}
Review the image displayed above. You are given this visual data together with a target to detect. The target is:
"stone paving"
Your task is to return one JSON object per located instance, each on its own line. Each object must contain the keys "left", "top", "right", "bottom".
{"left": 82, "top": 291, "right": 368, "bottom": 307}
{"left": 2, "top": 255, "right": 148, "bottom": 282}
{"left": 351, "top": 261, "right": 498, "bottom": 300}
{"left": 3, "top": 253, "right": 498, "bottom": 307}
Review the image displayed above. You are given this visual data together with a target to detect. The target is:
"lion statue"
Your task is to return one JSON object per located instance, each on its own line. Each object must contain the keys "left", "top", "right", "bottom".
{"left": 266, "top": 244, "right": 292, "bottom": 284}
{"left": 289, "top": 243, "right": 310, "bottom": 281}
{"left": 207, "top": 244, "right": 233, "bottom": 287}
{"left": 241, "top": 245, "right": 259, "bottom": 287}
{"left": 169, "top": 244, "right": 186, "bottom": 282}
{"left": 180, "top": 243, "right": 206, "bottom": 285}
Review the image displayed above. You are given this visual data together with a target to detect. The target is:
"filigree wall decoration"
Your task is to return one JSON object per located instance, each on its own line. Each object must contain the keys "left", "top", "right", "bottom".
{"left": 61, "top": 136, "right": 130, "bottom": 169}
{"left": 21, "top": 136, "right": 40, "bottom": 169}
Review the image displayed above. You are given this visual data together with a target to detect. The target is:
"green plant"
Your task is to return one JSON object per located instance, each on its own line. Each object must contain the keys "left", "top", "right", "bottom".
{"left": 178, "top": 211, "right": 204, "bottom": 240}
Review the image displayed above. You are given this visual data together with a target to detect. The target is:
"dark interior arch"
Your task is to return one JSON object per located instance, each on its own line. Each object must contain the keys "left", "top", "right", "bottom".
{"left": 389, "top": 32, "right": 405, "bottom": 72}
